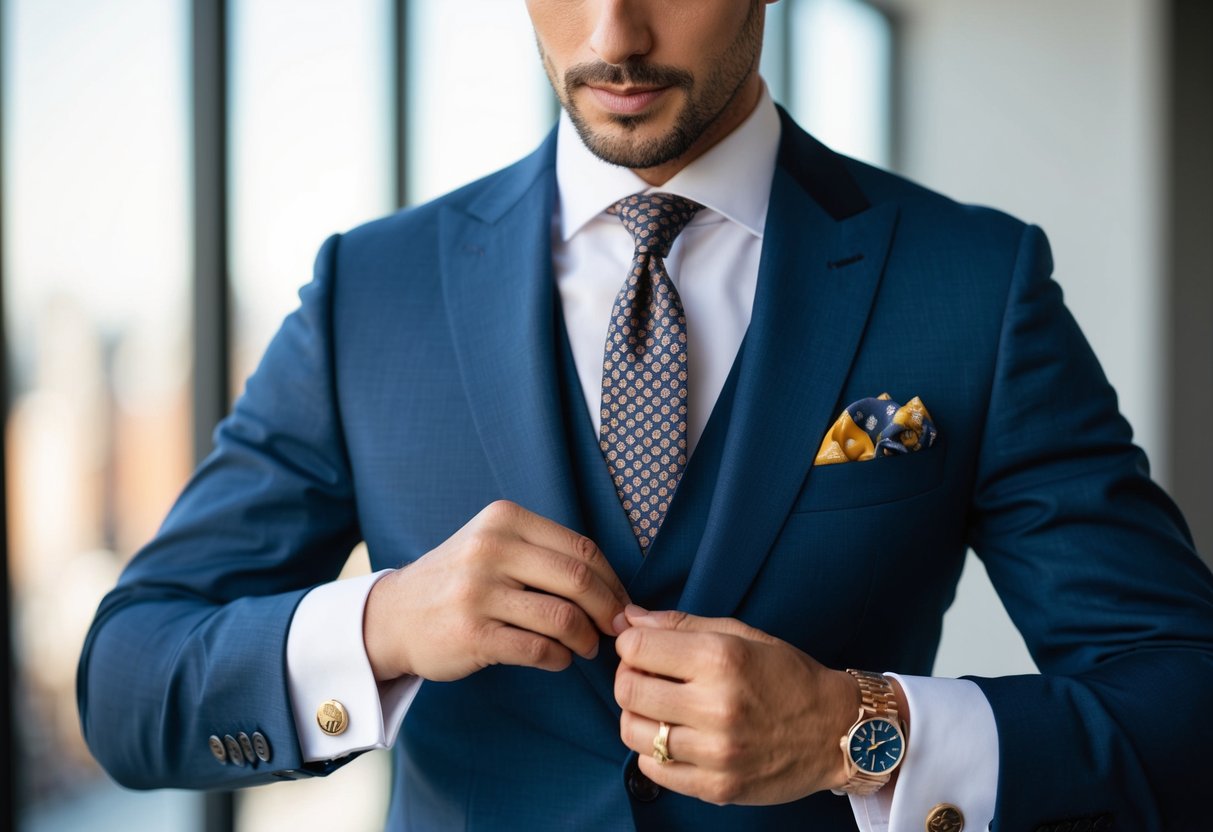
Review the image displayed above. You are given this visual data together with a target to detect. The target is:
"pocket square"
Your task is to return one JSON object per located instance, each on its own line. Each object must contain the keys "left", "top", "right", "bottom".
{"left": 814, "top": 393, "right": 937, "bottom": 466}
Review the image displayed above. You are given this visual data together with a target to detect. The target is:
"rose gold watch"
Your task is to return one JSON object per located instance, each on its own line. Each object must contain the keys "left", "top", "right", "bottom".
{"left": 837, "top": 669, "right": 908, "bottom": 795}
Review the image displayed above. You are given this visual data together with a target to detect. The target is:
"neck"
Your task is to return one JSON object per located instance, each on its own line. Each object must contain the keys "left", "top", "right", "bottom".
{"left": 629, "top": 73, "right": 764, "bottom": 186}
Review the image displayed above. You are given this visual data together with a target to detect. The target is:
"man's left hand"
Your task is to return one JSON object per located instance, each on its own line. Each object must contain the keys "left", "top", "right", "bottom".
{"left": 613, "top": 606, "right": 859, "bottom": 806}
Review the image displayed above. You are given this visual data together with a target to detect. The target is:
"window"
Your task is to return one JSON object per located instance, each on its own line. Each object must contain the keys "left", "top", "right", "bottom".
{"left": 3, "top": 0, "right": 195, "bottom": 827}
{"left": 2, "top": 2, "right": 894, "bottom": 829}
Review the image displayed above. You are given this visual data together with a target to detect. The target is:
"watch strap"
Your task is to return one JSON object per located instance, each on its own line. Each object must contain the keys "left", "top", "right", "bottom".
{"left": 851, "top": 669, "right": 900, "bottom": 721}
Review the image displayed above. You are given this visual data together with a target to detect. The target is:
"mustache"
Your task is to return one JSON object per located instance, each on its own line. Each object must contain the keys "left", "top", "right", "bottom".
{"left": 563, "top": 60, "right": 693, "bottom": 92}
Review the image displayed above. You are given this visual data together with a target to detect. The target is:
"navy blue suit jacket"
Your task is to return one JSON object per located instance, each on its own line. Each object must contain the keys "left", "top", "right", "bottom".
{"left": 79, "top": 111, "right": 1213, "bottom": 830}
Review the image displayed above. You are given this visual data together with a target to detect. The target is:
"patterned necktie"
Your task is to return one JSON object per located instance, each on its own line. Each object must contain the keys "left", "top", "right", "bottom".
{"left": 599, "top": 192, "right": 703, "bottom": 553}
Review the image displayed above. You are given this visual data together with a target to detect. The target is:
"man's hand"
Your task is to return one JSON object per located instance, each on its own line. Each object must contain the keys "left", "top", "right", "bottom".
{"left": 614, "top": 606, "right": 861, "bottom": 806}
{"left": 364, "top": 500, "right": 630, "bottom": 682}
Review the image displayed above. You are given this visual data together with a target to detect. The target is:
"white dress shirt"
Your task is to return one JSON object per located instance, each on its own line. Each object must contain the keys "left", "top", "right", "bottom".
{"left": 285, "top": 88, "right": 998, "bottom": 832}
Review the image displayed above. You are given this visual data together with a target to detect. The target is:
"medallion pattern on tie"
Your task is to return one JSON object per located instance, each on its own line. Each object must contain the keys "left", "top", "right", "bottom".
{"left": 600, "top": 192, "right": 703, "bottom": 553}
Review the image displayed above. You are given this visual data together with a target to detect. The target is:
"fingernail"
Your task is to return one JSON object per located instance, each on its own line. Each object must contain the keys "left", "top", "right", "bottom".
{"left": 585, "top": 641, "right": 600, "bottom": 660}
{"left": 612, "top": 611, "right": 629, "bottom": 635}
{"left": 626, "top": 604, "right": 649, "bottom": 619}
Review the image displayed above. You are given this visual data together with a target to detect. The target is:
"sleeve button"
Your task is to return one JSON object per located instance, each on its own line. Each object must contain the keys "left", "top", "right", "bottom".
{"left": 237, "top": 732, "right": 256, "bottom": 764}
{"left": 224, "top": 735, "right": 246, "bottom": 767}
{"left": 251, "top": 731, "right": 272, "bottom": 763}
{"left": 208, "top": 735, "right": 227, "bottom": 764}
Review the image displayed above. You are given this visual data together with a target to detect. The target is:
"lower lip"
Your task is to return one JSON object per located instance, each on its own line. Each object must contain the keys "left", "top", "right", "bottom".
{"left": 588, "top": 86, "right": 669, "bottom": 115}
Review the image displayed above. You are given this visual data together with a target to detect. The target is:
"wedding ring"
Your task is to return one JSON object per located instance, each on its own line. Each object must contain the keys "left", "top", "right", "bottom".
{"left": 652, "top": 721, "right": 673, "bottom": 764}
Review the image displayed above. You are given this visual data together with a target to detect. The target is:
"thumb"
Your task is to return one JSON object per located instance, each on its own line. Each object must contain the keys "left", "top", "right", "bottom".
{"left": 623, "top": 605, "right": 780, "bottom": 644}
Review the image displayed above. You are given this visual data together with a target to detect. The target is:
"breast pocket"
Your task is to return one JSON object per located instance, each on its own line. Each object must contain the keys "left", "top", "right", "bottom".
{"left": 789, "top": 439, "right": 949, "bottom": 513}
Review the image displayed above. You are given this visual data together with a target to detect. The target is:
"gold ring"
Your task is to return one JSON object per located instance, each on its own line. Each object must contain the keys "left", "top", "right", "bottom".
{"left": 652, "top": 721, "right": 673, "bottom": 764}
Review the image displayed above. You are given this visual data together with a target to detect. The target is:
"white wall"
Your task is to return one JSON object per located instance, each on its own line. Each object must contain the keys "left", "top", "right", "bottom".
{"left": 879, "top": 0, "right": 1166, "bottom": 677}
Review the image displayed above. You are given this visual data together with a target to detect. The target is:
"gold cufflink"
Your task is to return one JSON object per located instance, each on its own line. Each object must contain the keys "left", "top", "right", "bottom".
{"left": 926, "top": 803, "right": 964, "bottom": 832}
{"left": 316, "top": 699, "right": 349, "bottom": 736}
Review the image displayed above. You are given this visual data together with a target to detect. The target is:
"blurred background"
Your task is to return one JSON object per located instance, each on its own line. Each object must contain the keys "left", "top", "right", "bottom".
{"left": 1, "top": 0, "right": 1209, "bottom": 829}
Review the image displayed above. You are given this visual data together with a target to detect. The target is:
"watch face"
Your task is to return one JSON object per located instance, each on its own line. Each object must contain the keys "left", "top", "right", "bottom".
{"left": 847, "top": 718, "right": 904, "bottom": 774}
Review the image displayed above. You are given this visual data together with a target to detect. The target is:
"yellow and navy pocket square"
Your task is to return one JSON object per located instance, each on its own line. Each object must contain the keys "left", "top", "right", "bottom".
{"left": 814, "top": 393, "right": 937, "bottom": 466}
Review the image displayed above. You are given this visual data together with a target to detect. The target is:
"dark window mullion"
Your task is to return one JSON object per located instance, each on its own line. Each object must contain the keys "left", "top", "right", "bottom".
{"left": 193, "top": 0, "right": 231, "bottom": 461}
{"left": 192, "top": 0, "right": 233, "bottom": 829}
{"left": 393, "top": 0, "right": 408, "bottom": 208}
{"left": 779, "top": 0, "right": 795, "bottom": 110}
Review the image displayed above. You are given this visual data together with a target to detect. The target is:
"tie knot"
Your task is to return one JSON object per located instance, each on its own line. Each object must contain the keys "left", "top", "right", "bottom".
{"left": 609, "top": 192, "right": 703, "bottom": 259}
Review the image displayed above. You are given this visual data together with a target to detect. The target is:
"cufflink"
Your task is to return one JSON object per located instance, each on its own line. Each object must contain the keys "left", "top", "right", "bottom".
{"left": 926, "top": 803, "right": 964, "bottom": 832}
{"left": 316, "top": 699, "right": 349, "bottom": 736}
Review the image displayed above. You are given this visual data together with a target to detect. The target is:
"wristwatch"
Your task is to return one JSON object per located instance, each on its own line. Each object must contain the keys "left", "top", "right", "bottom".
{"left": 837, "top": 669, "right": 907, "bottom": 795}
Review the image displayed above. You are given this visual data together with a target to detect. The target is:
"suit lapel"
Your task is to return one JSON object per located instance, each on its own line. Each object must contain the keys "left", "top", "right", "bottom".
{"left": 439, "top": 137, "right": 624, "bottom": 715}
{"left": 438, "top": 135, "right": 583, "bottom": 536}
{"left": 678, "top": 117, "right": 900, "bottom": 617}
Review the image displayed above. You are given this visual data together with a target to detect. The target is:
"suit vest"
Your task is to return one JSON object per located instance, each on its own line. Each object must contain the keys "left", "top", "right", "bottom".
{"left": 554, "top": 303, "right": 741, "bottom": 611}
{"left": 389, "top": 305, "right": 856, "bottom": 830}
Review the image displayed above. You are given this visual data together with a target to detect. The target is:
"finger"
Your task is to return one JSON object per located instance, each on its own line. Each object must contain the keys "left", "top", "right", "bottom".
{"left": 614, "top": 663, "right": 710, "bottom": 726}
{"left": 521, "top": 516, "right": 631, "bottom": 609}
{"left": 624, "top": 606, "right": 778, "bottom": 644}
{"left": 500, "top": 541, "right": 626, "bottom": 636}
{"left": 636, "top": 751, "right": 738, "bottom": 806}
{"left": 481, "top": 622, "right": 574, "bottom": 672}
{"left": 482, "top": 501, "right": 631, "bottom": 607}
{"left": 489, "top": 587, "right": 600, "bottom": 659}
{"left": 616, "top": 623, "right": 741, "bottom": 681}
{"left": 619, "top": 710, "right": 711, "bottom": 769}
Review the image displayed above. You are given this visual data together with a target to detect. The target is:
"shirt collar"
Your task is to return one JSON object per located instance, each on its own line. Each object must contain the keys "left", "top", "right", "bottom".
{"left": 555, "top": 86, "right": 781, "bottom": 242}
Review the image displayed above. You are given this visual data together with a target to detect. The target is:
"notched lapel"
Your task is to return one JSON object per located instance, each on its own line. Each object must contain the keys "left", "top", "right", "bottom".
{"left": 678, "top": 167, "right": 900, "bottom": 619}
{"left": 439, "top": 156, "right": 624, "bottom": 717}
{"left": 438, "top": 171, "right": 582, "bottom": 536}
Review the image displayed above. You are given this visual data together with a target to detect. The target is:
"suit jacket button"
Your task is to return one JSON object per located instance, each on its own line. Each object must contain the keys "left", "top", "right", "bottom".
{"left": 316, "top": 700, "right": 349, "bottom": 736}
{"left": 625, "top": 756, "right": 661, "bottom": 802}
{"left": 251, "top": 731, "right": 272, "bottom": 763}
{"left": 208, "top": 735, "right": 227, "bottom": 764}
{"left": 237, "top": 732, "right": 256, "bottom": 764}
{"left": 223, "top": 735, "right": 245, "bottom": 767}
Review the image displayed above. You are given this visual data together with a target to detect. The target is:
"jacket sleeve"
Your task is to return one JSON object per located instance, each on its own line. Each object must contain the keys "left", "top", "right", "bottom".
{"left": 77, "top": 233, "right": 365, "bottom": 788}
{"left": 965, "top": 225, "right": 1213, "bottom": 831}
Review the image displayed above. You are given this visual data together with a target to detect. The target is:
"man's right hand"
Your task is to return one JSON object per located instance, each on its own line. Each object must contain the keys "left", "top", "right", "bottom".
{"left": 363, "top": 500, "right": 631, "bottom": 683}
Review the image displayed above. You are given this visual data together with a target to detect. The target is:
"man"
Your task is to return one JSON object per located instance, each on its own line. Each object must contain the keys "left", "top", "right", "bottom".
{"left": 79, "top": 1, "right": 1213, "bottom": 830}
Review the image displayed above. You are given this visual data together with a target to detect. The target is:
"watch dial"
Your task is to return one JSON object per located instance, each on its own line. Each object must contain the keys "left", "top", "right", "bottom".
{"left": 847, "top": 719, "right": 903, "bottom": 773}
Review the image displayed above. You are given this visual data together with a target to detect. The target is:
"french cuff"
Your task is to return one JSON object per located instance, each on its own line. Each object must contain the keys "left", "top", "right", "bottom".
{"left": 285, "top": 569, "right": 422, "bottom": 763}
{"left": 847, "top": 674, "right": 999, "bottom": 832}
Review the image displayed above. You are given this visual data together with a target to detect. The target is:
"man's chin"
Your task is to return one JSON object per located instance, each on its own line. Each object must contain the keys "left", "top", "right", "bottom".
{"left": 566, "top": 112, "right": 682, "bottom": 167}
{"left": 576, "top": 127, "right": 694, "bottom": 171}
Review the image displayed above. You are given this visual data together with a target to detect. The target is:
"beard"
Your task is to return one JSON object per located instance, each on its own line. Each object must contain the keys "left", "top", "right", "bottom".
{"left": 541, "top": 4, "right": 764, "bottom": 170}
